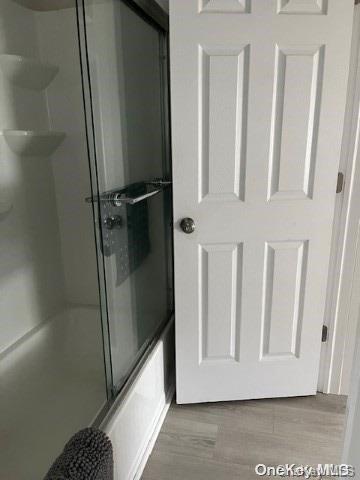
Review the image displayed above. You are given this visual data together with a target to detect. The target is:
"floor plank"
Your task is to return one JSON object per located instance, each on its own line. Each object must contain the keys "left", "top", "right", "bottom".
{"left": 142, "top": 393, "right": 346, "bottom": 480}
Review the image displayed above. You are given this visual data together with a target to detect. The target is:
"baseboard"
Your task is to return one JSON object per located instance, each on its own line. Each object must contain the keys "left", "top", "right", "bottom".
{"left": 133, "top": 383, "right": 175, "bottom": 480}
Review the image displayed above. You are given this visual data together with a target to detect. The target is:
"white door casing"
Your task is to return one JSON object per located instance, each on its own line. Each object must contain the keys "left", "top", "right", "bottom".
{"left": 319, "top": 4, "right": 360, "bottom": 395}
{"left": 170, "top": 0, "right": 354, "bottom": 404}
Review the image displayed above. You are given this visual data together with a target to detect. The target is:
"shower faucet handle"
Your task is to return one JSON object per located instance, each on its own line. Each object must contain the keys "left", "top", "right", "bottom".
{"left": 180, "top": 217, "right": 195, "bottom": 234}
{"left": 103, "top": 215, "right": 122, "bottom": 230}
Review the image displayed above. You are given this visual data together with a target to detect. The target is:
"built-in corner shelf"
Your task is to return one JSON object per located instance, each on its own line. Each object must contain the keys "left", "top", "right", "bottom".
{"left": 0, "top": 55, "right": 59, "bottom": 91}
{"left": 2, "top": 130, "right": 66, "bottom": 157}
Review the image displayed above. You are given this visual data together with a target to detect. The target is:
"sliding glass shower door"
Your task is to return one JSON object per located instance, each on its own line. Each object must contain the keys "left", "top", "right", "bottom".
{"left": 77, "top": 0, "right": 173, "bottom": 393}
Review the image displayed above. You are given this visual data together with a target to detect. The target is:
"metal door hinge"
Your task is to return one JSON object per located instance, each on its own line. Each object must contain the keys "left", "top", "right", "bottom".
{"left": 336, "top": 172, "right": 344, "bottom": 194}
{"left": 322, "top": 325, "right": 328, "bottom": 343}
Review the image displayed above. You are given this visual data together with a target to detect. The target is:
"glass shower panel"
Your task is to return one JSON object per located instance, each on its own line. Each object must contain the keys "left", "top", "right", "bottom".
{"left": 81, "top": 0, "right": 173, "bottom": 391}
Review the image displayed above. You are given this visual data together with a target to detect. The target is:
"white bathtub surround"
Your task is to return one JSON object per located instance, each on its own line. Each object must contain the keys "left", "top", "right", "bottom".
{"left": 36, "top": 6, "right": 101, "bottom": 306}
{"left": 0, "top": 306, "right": 107, "bottom": 480}
{"left": 0, "top": 1, "right": 100, "bottom": 355}
{"left": 0, "top": 0, "right": 67, "bottom": 354}
{"left": 103, "top": 318, "right": 175, "bottom": 480}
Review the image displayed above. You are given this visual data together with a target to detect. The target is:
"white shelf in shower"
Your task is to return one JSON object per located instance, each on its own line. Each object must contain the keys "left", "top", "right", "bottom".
{"left": 2, "top": 130, "right": 66, "bottom": 156}
{"left": 0, "top": 54, "right": 59, "bottom": 91}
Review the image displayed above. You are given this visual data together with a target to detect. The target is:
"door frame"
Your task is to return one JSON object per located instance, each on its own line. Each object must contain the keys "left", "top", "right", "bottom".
{"left": 319, "top": 4, "right": 360, "bottom": 395}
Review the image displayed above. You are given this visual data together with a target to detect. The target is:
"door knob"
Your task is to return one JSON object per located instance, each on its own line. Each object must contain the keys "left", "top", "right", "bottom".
{"left": 180, "top": 217, "right": 195, "bottom": 234}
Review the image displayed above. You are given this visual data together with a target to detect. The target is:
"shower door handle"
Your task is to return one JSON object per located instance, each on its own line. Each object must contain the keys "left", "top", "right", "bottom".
{"left": 85, "top": 179, "right": 171, "bottom": 206}
{"left": 111, "top": 189, "right": 161, "bottom": 206}
{"left": 85, "top": 188, "right": 160, "bottom": 205}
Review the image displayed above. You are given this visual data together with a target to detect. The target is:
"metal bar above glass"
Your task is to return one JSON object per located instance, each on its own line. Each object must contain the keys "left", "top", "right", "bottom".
{"left": 85, "top": 179, "right": 171, "bottom": 207}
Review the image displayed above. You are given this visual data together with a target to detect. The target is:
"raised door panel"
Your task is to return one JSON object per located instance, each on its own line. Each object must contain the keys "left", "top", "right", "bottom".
{"left": 199, "top": 0, "right": 250, "bottom": 14}
{"left": 199, "top": 46, "right": 249, "bottom": 202}
{"left": 261, "top": 241, "right": 308, "bottom": 360}
{"left": 277, "top": 0, "right": 327, "bottom": 14}
{"left": 199, "top": 244, "right": 243, "bottom": 363}
{"left": 268, "top": 45, "right": 324, "bottom": 200}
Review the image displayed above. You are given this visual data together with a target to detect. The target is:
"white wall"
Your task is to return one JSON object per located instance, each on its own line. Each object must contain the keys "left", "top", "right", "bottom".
{"left": 0, "top": 0, "right": 66, "bottom": 353}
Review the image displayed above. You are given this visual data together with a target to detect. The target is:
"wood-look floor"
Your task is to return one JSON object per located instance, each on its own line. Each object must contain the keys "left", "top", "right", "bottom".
{"left": 142, "top": 394, "right": 346, "bottom": 480}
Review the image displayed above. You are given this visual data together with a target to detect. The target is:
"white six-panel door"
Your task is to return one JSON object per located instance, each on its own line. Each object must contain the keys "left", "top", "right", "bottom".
{"left": 170, "top": 0, "right": 354, "bottom": 404}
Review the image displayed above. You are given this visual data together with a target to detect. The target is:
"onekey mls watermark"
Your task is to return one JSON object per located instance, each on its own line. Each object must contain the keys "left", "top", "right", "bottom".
{"left": 255, "top": 464, "right": 355, "bottom": 478}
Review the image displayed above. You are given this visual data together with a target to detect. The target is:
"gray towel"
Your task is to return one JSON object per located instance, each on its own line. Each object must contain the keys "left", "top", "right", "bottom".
{"left": 44, "top": 427, "right": 113, "bottom": 480}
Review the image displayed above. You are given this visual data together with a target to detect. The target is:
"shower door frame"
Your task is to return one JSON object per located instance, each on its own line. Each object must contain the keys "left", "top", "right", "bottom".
{"left": 76, "top": 0, "right": 172, "bottom": 415}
